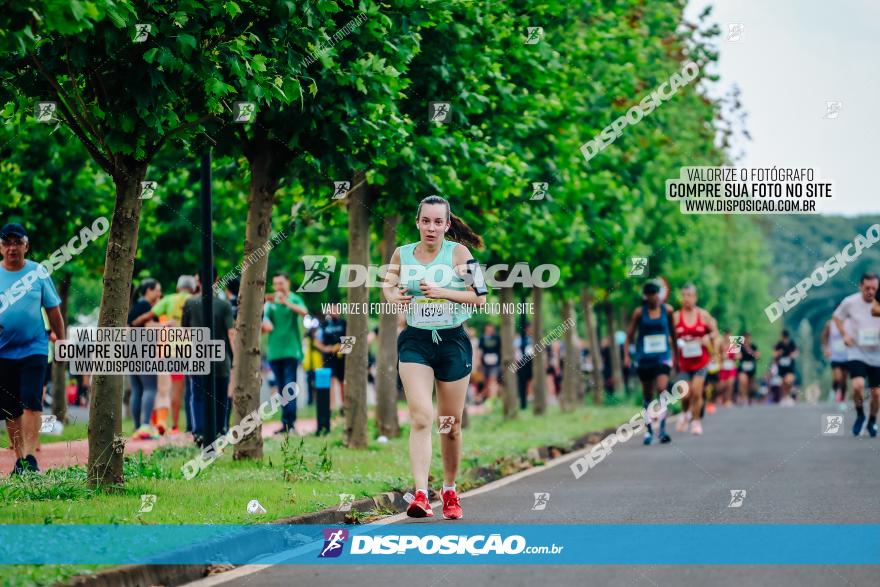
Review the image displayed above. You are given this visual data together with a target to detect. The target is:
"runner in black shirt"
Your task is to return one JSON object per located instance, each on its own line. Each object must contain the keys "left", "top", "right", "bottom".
{"left": 773, "top": 330, "right": 798, "bottom": 405}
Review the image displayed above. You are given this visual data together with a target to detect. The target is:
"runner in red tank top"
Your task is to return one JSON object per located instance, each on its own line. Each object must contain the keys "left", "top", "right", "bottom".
{"left": 673, "top": 284, "right": 718, "bottom": 436}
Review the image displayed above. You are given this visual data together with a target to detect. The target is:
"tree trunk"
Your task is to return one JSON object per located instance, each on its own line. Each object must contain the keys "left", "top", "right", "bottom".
{"left": 375, "top": 213, "right": 401, "bottom": 438}
{"left": 87, "top": 162, "right": 148, "bottom": 488}
{"left": 605, "top": 302, "right": 625, "bottom": 395}
{"left": 344, "top": 170, "right": 370, "bottom": 448}
{"left": 232, "top": 139, "right": 279, "bottom": 460}
{"left": 560, "top": 299, "right": 578, "bottom": 411}
{"left": 581, "top": 287, "right": 603, "bottom": 404}
{"left": 51, "top": 273, "right": 71, "bottom": 424}
{"left": 531, "top": 287, "right": 546, "bottom": 415}
{"left": 500, "top": 286, "right": 518, "bottom": 419}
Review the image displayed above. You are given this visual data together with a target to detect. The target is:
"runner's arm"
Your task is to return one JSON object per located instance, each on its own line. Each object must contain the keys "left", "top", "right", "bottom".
{"left": 382, "top": 248, "right": 411, "bottom": 304}
{"left": 46, "top": 305, "right": 65, "bottom": 341}
{"left": 832, "top": 301, "right": 854, "bottom": 345}
{"left": 623, "top": 308, "right": 641, "bottom": 366}
{"left": 131, "top": 310, "right": 156, "bottom": 327}
{"left": 872, "top": 298, "right": 880, "bottom": 317}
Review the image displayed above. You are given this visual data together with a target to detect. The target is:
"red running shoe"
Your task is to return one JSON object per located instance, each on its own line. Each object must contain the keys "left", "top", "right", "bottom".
{"left": 406, "top": 491, "right": 433, "bottom": 518}
{"left": 441, "top": 489, "right": 463, "bottom": 520}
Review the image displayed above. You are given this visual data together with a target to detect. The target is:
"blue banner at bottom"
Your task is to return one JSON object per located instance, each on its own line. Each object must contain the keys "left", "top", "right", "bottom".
{"left": 1, "top": 525, "right": 879, "bottom": 565}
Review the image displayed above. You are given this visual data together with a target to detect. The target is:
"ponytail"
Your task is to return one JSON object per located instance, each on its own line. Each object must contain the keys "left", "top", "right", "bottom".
{"left": 417, "top": 195, "right": 484, "bottom": 250}
{"left": 448, "top": 212, "right": 484, "bottom": 249}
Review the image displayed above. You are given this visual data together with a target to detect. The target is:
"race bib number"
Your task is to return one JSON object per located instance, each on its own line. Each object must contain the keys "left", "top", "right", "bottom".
{"left": 858, "top": 329, "right": 880, "bottom": 347}
{"left": 483, "top": 352, "right": 499, "bottom": 366}
{"left": 643, "top": 334, "right": 668, "bottom": 354}
{"left": 722, "top": 359, "right": 736, "bottom": 371}
{"left": 741, "top": 360, "right": 755, "bottom": 372}
{"left": 778, "top": 357, "right": 792, "bottom": 367}
{"left": 411, "top": 297, "right": 453, "bottom": 328}
{"left": 680, "top": 339, "right": 703, "bottom": 358}
{"left": 707, "top": 361, "right": 719, "bottom": 372}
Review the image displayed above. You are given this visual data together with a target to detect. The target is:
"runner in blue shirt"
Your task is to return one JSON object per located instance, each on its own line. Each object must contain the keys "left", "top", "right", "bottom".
{"left": 0, "top": 223, "right": 65, "bottom": 474}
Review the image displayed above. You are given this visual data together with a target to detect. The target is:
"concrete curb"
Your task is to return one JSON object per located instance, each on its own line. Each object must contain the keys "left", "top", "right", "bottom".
{"left": 56, "top": 422, "right": 625, "bottom": 587}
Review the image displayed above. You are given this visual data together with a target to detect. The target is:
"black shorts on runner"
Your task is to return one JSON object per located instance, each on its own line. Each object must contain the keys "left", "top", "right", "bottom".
{"left": 637, "top": 363, "right": 671, "bottom": 383}
{"left": 325, "top": 355, "right": 345, "bottom": 380}
{"left": 680, "top": 366, "right": 708, "bottom": 380}
{"left": 846, "top": 360, "right": 880, "bottom": 388}
{"left": 398, "top": 325, "right": 473, "bottom": 382}
{"left": 830, "top": 361, "right": 848, "bottom": 371}
{"left": 778, "top": 366, "right": 795, "bottom": 378}
{"left": 0, "top": 355, "right": 48, "bottom": 418}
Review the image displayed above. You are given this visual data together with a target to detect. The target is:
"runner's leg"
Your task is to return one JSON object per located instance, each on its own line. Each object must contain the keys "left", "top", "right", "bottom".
{"left": 437, "top": 374, "right": 469, "bottom": 486}
{"left": 400, "top": 362, "right": 436, "bottom": 491}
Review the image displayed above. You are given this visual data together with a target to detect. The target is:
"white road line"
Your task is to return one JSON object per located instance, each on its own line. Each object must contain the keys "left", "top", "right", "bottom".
{"left": 181, "top": 422, "right": 652, "bottom": 585}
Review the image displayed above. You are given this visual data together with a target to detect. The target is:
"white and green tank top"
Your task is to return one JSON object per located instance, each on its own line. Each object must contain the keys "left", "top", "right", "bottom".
{"left": 399, "top": 239, "right": 472, "bottom": 342}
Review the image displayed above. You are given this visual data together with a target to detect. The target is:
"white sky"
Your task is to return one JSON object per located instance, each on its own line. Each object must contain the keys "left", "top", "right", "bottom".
{"left": 685, "top": 0, "right": 880, "bottom": 216}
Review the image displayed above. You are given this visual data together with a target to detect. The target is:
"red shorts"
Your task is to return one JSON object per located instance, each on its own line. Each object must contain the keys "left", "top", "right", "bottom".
{"left": 171, "top": 374, "right": 185, "bottom": 382}
{"left": 719, "top": 369, "right": 737, "bottom": 381}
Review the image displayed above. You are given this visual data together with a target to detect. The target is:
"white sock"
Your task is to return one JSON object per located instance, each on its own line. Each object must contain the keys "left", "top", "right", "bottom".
{"left": 443, "top": 484, "right": 456, "bottom": 493}
{"left": 416, "top": 488, "right": 428, "bottom": 496}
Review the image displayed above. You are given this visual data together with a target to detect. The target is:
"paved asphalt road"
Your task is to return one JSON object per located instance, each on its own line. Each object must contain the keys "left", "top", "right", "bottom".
{"left": 187, "top": 403, "right": 880, "bottom": 587}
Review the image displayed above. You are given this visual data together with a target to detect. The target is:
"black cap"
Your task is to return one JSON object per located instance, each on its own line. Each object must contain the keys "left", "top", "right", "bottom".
{"left": 0, "top": 223, "right": 27, "bottom": 239}
{"left": 643, "top": 281, "right": 660, "bottom": 295}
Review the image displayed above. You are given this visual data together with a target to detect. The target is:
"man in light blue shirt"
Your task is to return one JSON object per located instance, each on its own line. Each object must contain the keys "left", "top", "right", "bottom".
{"left": 0, "top": 223, "right": 65, "bottom": 474}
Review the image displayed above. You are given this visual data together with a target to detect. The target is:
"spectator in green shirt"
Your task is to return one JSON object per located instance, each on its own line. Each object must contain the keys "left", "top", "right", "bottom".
{"left": 261, "top": 272, "right": 307, "bottom": 433}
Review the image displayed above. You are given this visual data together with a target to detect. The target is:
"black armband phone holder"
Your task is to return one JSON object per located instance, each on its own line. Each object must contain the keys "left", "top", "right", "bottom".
{"left": 466, "top": 259, "right": 488, "bottom": 296}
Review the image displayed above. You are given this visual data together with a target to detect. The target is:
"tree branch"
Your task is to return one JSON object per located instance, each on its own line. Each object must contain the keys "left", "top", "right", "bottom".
{"left": 28, "top": 52, "right": 114, "bottom": 172}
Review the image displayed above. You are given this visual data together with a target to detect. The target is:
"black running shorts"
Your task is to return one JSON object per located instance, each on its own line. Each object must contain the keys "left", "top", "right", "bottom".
{"left": 398, "top": 325, "right": 473, "bottom": 382}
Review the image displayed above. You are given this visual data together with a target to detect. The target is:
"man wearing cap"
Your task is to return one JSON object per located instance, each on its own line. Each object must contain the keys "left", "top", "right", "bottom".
{"left": 0, "top": 223, "right": 66, "bottom": 474}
